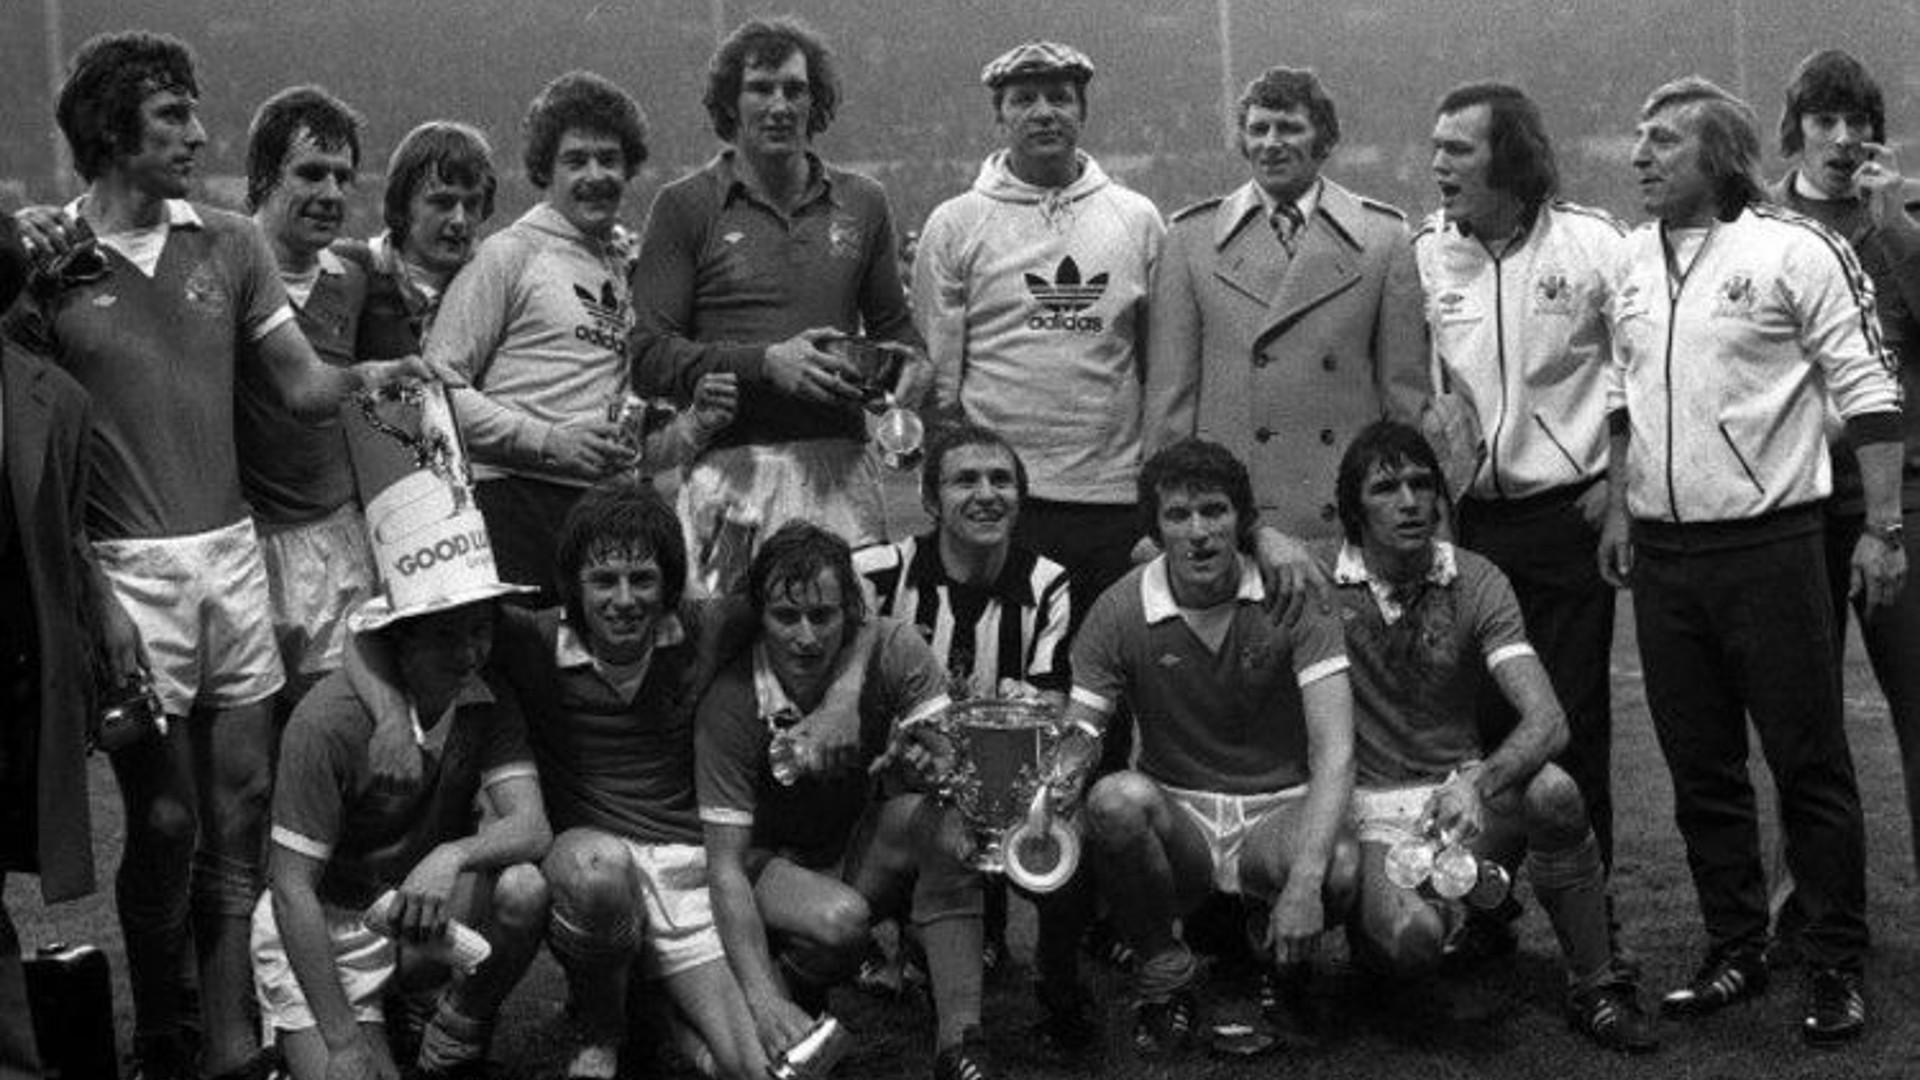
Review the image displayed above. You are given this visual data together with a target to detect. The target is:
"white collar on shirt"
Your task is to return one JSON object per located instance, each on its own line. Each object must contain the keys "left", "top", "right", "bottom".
{"left": 66, "top": 197, "right": 201, "bottom": 278}
{"left": 555, "top": 613, "right": 685, "bottom": 701}
{"left": 1333, "top": 540, "right": 1459, "bottom": 624}
{"left": 1140, "top": 553, "right": 1266, "bottom": 624}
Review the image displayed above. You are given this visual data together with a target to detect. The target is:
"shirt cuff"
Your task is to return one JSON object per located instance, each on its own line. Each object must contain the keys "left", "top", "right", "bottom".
{"left": 249, "top": 304, "right": 296, "bottom": 343}
{"left": 480, "top": 761, "right": 538, "bottom": 789}
{"left": 270, "top": 825, "right": 332, "bottom": 860}
{"left": 1845, "top": 411, "right": 1903, "bottom": 448}
{"left": 901, "top": 693, "right": 952, "bottom": 729}
{"left": 1484, "top": 643, "right": 1537, "bottom": 671}
{"left": 1296, "top": 655, "right": 1351, "bottom": 688}
{"left": 698, "top": 806, "right": 754, "bottom": 828}
{"left": 1069, "top": 685, "right": 1113, "bottom": 715}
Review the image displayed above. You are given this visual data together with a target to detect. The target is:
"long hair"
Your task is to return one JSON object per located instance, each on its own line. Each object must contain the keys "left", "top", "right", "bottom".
{"left": 382, "top": 121, "right": 497, "bottom": 247}
{"left": 57, "top": 31, "right": 200, "bottom": 183}
{"left": 746, "top": 521, "right": 867, "bottom": 629}
{"left": 704, "top": 18, "right": 840, "bottom": 143}
{"left": 1641, "top": 76, "right": 1766, "bottom": 219}
{"left": 1435, "top": 82, "right": 1559, "bottom": 213}
{"left": 1778, "top": 49, "right": 1885, "bottom": 156}
{"left": 245, "top": 85, "right": 363, "bottom": 211}
{"left": 554, "top": 478, "right": 688, "bottom": 632}
{"left": 1335, "top": 421, "right": 1446, "bottom": 546}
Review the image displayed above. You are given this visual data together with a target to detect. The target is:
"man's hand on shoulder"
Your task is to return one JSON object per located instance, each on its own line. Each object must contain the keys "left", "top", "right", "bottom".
{"left": 764, "top": 328, "right": 863, "bottom": 405}
{"left": 1253, "top": 526, "right": 1332, "bottom": 626}
{"left": 12, "top": 206, "right": 78, "bottom": 263}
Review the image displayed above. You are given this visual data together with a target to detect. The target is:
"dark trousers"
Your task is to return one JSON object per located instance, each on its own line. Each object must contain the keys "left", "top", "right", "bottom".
{"left": 1632, "top": 525, "right": 1868, "bottom": 972}
{"left": 1460, "top": 485, "right": 1618, "bottom": 863}
{"left": 1010, "top": 499, "right": 1141, "bottom": 979}
{"left": 1825, "top": 507, "right": 1920, "bottom": 877}
{"left": 475, "top": 476, "right": 587, "bottom": 609}
{"left": 0, "top": 885, "right": 39, "bottom": 1080}
{"left": 1013, "top": 498, "right": 1139, "bottom": 774}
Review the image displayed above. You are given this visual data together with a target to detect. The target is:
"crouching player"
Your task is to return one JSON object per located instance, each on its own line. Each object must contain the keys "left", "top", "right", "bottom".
{"left": 489, "top": 481, "right": 764, "bottom": 1080}
{"left": 253, "top": 577, "right": 552, "bottom": 1079}
{"left": 1323, "top": 421, "right": 1656, "bottom": 1053}
{"left": 1056, "top": 438, "right": 1359, "bottom": 1057}
{"left": 696, "top": 523, "right": 1003, "bottom": 1080}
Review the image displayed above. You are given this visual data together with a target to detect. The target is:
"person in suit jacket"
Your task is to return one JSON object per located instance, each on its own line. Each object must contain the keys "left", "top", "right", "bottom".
{"left": 0, "top": 215, "right": 136, "bottom": 1080}
{"left": 1144, "top": 66, "right": 1428, "bottom": 540}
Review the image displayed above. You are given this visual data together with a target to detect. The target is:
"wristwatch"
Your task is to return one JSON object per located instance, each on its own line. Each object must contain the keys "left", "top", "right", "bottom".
{"left": 1868, "top": 520, "right": 1906, "bottom": 551}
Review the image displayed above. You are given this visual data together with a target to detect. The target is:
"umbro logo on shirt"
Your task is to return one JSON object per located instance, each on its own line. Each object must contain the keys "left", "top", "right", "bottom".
{"left": 1023, "top": 257, "right": 1107, "bottom": 334}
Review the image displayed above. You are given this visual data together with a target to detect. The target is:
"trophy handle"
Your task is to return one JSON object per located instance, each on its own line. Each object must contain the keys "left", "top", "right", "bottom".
{"left": 1004, "top": 785, "right": 1080, "bottom": 894}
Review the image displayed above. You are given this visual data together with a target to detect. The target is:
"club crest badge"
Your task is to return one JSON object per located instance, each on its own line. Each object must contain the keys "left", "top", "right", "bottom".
{"left": 1533, "top": 270, "right": 1574, "bottom": 316}
{"left": 1713, "top": 272, "right": 1757, "bottom": 318}
{"left": 827, "top": 215, "right": 864, "bottom": 260}
{"left": 182, "top": 263, "right": 229, "bottom": 319}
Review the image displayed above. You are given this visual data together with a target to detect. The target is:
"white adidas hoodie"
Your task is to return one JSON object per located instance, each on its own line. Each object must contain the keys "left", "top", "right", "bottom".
{"left": 915, "top": 151, "right": 1164, "bottom": 503}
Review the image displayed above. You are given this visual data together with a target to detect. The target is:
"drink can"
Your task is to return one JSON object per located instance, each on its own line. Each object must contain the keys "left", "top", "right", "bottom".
{"left": 363, "top": 889, "right": 493, "bottom": 974}
{"left": 767, "top": 1014, "right": 853, "bottom": 1080}
{"left": 1465, "top": 859, "right": 1513, "bottom": 911}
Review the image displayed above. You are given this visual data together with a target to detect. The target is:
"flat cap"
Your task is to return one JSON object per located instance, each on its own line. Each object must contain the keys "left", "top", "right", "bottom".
{"left": 980, "top": 41, "right": 1094, "bottom": 89}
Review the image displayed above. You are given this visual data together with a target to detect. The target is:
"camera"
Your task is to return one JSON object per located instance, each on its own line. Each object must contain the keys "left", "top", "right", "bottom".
{"left": 93, "top": 670, "right": 164, "bottom": 754}
{"left": 28, "top": 217, "right": 110, "bottom": 299}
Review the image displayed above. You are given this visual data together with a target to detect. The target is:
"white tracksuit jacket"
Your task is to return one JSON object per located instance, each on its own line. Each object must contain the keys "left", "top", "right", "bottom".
{"left": 1415, "top": 201, "right": 1626, "bottom": 500}
{"left": 1604, "top": 202, "right": 1900, "bottom": 524}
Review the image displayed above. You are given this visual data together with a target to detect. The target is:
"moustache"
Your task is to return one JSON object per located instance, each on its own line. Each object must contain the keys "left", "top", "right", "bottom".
{"left": 573, "top": 181, "right": 622, "bottom": 204}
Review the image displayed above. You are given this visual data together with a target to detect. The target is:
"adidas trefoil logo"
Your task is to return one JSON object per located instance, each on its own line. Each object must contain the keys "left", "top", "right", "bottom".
{"left": 572, "top": 279, "right": 630, "bottom": 352}
{"left": 573, "top": 280, "right": 625, "bottom": 322}
{"left": 1023, "top": 256, "right": 1107, "bottom": 334}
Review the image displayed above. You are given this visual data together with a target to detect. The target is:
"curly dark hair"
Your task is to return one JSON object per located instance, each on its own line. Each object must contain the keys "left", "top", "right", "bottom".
{"left": 1778, "top": 49, "right": 1885, "bottom": 156}
{"left": 522, "top": 70, "right": 648, "bottom": 189}
{"left": 554, "top": 478, "right": 688, "bottom": 633}
{"left": 383, "top": 121, "right": 497, "bottom": 246}
{"left": 703, "top": 17, "right": 840, "bottom": 143}
{"left": 1435, "top": 82, "right": 1559, "bottom": 214}
{"left": 57, "top": 31, "right": 201, "bottom": 183}
{"left": 1235, "top": 66, "right": 1339, "bottom": 159}
{"left": 1335, "top": 421, "right": 1446, "bottom": 545}
{"left": 245, "top": 85, "right": 363, "bottom": 211}
{"left": 746, "top": 520, "right": 866, "bottom": 630}
{"left": 1138, "top": 439, "right": 1258, "bottom": 552}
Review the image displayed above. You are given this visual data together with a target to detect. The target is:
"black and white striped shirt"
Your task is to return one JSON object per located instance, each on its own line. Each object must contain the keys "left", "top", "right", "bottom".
{"left": 854, "top": 533, "right": 1073, "bottom": 699}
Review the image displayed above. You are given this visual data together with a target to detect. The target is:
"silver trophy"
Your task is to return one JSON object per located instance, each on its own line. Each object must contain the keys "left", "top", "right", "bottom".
{"left": 925, "top": 698, "right": 1081, "bottom": 893}
{"left": 825, "top": 336, "right": 923, "bottom": 470}
{"left": 607, "top": 391, "right": 679, "bottom": 473}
